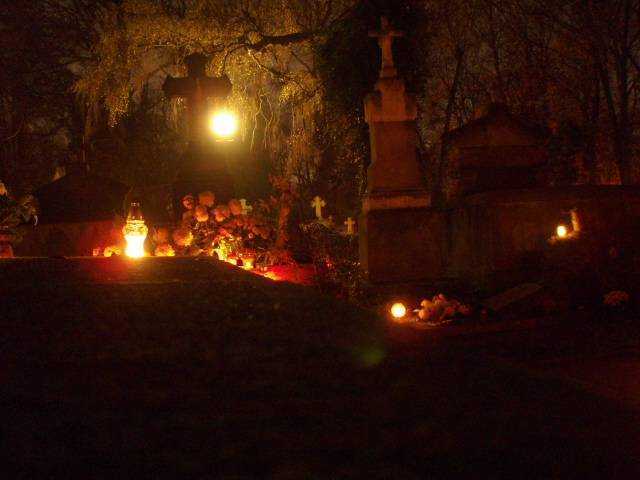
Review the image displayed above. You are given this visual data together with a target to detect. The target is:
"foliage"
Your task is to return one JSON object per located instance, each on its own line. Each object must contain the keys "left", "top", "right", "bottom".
{"left": 6, "top": 0, "right": 640, "bottom": 219}
{"left": 0, "top": 185, "right": 38, "bottom": 238}
{"left": 300, "top": 220, "right": 364, "bottom": 300}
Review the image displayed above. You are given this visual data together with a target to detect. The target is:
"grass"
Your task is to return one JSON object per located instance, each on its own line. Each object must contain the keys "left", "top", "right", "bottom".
{"left": 1, "top": 257, "right": 640, "bottom": 478}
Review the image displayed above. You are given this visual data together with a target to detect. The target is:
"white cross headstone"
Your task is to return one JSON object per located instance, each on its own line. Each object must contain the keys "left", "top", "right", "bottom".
{"left": 239, "top": 199, "right": 253, "bottom": 215}
{"left": 344, "top": 217, "right": 356, "bottom": 235}
{"left": 311, "top": 196, "right": 326, "bottom": 220}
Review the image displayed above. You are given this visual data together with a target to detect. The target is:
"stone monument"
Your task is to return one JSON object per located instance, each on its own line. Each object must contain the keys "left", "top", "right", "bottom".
{"left": 359, "top": 18, "right": 437, "bottom": 285}
{"left": 163, "top": 53, "right": 235, "bottom": 209}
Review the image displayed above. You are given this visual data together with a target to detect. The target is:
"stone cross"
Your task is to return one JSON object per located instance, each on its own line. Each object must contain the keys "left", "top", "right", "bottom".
{"left": 369, "top": 17, "right": 404, "bottom": 78}
{"left": 344, "top": 217, "right": 356, "bottom": 235}
{"left": 163, "top": 53, "right": 233, "bottom": 143}
{"left": 240, "top": 198, "right": 253, "bottom": 215}
{"left": 311, "top": 196, "right": 326, "bottom": 219}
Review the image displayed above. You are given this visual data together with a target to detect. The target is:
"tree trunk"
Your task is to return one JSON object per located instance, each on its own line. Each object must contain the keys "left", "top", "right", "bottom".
{"left": 435, "top": 45, "right": 465, "bottom": 205}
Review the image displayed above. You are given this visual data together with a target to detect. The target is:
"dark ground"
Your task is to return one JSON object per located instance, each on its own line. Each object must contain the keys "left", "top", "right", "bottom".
{"left": 1, "top": 257, "right": 640, "bottom": 478}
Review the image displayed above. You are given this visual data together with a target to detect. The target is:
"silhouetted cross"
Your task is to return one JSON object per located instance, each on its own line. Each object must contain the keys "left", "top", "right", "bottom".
{"left": 163, "top": 53, "right": 232, "bottom": 142}
{"left": 369, "top": 17, "right": 403, "bottom": 78}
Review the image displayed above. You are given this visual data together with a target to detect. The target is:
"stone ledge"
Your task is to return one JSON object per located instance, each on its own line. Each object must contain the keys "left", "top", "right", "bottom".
{"left": 363, "top": 192, "right": 431, "bottom": 212}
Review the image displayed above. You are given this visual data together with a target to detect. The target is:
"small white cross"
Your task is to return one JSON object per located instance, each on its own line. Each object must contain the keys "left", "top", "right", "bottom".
{"left": 344, "top": 217, "right": 356, "bottom": 235}
{"left": 311, "top": 196, "right": 326, "bottom": 219}
{"left": 239, "top": 199, "right": 253, "bottom": 215}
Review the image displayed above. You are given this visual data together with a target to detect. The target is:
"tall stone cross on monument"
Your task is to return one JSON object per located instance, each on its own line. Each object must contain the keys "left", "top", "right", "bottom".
{"left": 369, "top": 17, "right": 403, "bottom": 79}
{"left": 359, "top": 17, "right": 432, "bottom": 286}
{"left": 163, "top": 53, "right": 235, "bottom": 206}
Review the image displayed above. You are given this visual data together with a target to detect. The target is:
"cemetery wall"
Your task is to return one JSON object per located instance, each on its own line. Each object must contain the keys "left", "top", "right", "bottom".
{"left": 444, "top": 186, "right": 640, "bottom": 289}
{"left": 15, "top": 221, "right": 120, "bottom": 257}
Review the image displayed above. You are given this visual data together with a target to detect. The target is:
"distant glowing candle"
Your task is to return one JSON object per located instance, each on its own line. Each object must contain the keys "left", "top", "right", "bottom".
{"left": 556, "top": 224, "right": 568, "bottom": 239}
{"left": 123, "top": 202, "right": 148, "bottom": 258}
{"left": 390, "top": 302, "right": 407, "bottom": 319}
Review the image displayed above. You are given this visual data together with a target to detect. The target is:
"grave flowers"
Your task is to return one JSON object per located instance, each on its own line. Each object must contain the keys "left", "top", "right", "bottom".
{"left": 164, "top": 192, "right": 275, "bottom": 266}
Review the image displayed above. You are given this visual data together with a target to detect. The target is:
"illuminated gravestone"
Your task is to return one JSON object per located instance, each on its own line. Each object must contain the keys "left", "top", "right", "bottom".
{"left": 163, "top": 53, "right": 235, "bottom": 210}
{"left": 311, "top": 196, "right": 326, "bottom": 220}
{"left": 344, "top": 217, "right": 356, "bottom": 236}
{"left": 239, "top": 198, "right": 253, "bottom": 215}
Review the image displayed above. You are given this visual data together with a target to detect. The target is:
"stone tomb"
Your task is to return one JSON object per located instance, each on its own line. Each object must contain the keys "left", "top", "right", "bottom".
{"left": 17, "top": 168, "right": 128, "bottom": 257}
{"left": 443, "top": 102, "right": 547, "bottom": 199}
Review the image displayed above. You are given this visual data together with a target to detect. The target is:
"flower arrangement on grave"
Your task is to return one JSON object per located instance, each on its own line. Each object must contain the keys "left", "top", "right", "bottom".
{"left": 416, "top": 294, "right": 472, "bottom": 325}
{"left": 156, "top": 190, "right": 277, "bottom": 267}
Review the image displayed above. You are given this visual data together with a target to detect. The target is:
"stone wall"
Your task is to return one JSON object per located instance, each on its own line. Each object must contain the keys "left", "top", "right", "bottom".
{"left": 444, "top": 186, "right": 640, "bottom": 288}
{"left": 15, "top": 220, "right": 121, "bottom": 257}
{"left": 360, "top": 207, "right": 445, "bottom": 285}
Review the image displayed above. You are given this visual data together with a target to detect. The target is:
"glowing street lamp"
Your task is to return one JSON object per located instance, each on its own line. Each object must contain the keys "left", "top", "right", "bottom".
{"left": 123, "top": 201, "right": 148, "bottom": 258}
{"left": 209, "top": 110, "right": 238, "bottom": 140}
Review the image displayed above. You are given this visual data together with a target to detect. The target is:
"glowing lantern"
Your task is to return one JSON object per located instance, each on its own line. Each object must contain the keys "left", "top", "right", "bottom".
{"left": 210, "top": 110, "right": 238, "bottom": 139}
{"left": 556, "top": 224, "right": 568, "bottom": 239}
{"left": 123, "top": 201, "right": 148, "bottom": 258}
{"left": 390, "top": 302, "right": 407, "bottom": 320}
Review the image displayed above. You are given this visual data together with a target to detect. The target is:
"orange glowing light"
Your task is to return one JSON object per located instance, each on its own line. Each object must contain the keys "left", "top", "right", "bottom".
{"left": 210, "top": 110, "right": 238, "bottom": 139}
{"left": 556, "top": 225, "right": 568, "bottom": 238}
{"left": 123, "top": 202, "right": 148, "bottom": 258}
{"left": 390, "top": 302, "right": 407, "bottom": 319}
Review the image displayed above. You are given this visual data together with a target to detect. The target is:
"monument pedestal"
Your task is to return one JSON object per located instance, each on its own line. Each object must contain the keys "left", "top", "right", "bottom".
{"left": 172, "top": 142, "right": 235, "bottom": 213}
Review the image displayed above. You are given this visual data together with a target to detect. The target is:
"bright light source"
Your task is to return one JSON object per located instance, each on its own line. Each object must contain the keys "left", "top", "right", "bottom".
{"left": 123, "top": 202, "right": 148, "bottom": 258}
{"left": 210, "top": 110, "right": 238, "bottom": 139}
{"left": 124, "top": 232, "right": 146, "bottom": 258}
{"left": 390, "top": 302, "right": 407, "bottom": 319}
{"left": 556, "top": 225, "right": 568, "bottom": 238}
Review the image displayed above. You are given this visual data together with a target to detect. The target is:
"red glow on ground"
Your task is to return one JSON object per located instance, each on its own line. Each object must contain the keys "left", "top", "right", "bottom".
{"left": 253, "top": 264, "right": 315, "bottom": 286}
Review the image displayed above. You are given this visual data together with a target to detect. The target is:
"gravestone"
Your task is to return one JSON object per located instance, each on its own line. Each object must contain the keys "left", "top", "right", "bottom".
{"left": 163, "top": 53, "right": 235, "bottom": 208}
{"left": 359, "top": 18, "right": 434, "bottom": 285}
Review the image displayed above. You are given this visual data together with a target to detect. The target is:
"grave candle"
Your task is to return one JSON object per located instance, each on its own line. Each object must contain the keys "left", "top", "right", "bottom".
{"left": 123, "top": 202, "right": 148, "bottom": 258}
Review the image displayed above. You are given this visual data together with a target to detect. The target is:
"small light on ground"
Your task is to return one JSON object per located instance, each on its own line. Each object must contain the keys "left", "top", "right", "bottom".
{"left": 390, "top": 302, "right": 407, "bottom": 319}
{"left": 556, "top": 224, "right": 568, "bottom": 238}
